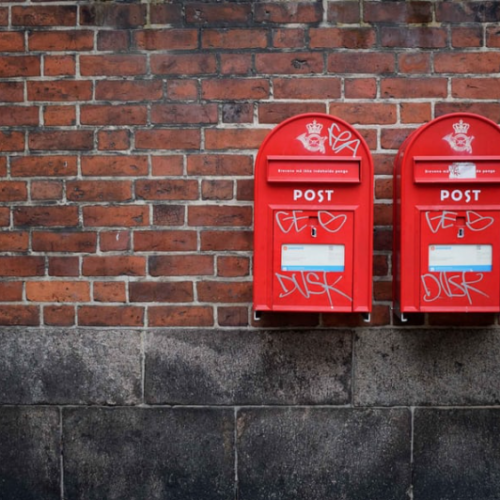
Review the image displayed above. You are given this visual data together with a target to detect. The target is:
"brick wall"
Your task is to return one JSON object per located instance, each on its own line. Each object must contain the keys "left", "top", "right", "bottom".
{"left": 2, "top": 1, "right": 500, "bottom": 499}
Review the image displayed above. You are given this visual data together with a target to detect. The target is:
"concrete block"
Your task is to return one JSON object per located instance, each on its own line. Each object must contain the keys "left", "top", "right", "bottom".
{"left": 237, "top": 407, "right": 411, "bottom": 500}
{"left": 145, "top": 329, "right": 352, "bottom": 405}
{"left": 354, "top": 328, "right": 500, "bottom": 405}
{"left": 63, "top": 407, "right": 234, "bottom": 500}
{"left": 414, "top": 409, "right": 500, "bottom": 500}
{"left": 0, "top": 328, "right": 141, "bottom": 404}
{"left": 0, "top": 407, "right": 60, "bottom": 500}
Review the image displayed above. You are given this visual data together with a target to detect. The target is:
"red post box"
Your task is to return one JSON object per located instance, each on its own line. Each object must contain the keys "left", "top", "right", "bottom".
{"left": 253, "top": 113, "right": 373, "bottom": 317}
{"left": 393, "top": 113, "right": 500, "bottom": 319}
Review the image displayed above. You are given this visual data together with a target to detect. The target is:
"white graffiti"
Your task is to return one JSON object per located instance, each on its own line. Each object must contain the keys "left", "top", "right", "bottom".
{"left": 276, "top": 271, "right": 352, "bottom": 307}
{"left": 328, "top": 123, "right": 360, "bottom": 157}
{"left": 425, "top": 210, "right": 494, "bottom": 234}
{"left": 421, "top": 271, "right": 489, "bottom": 304}
{"left": 276, "top": 210, "right": 347, "bottom": 234}
{"left": 443, "top": 119, "right": 474, "bottom": 153}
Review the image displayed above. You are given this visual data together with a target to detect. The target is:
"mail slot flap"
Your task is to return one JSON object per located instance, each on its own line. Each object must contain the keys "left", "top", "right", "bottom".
{"left": 267, "top": 156, "right": 361, "bottom": 183}
{"left": 414, "top": 156, "right": 500, "bottom": 183}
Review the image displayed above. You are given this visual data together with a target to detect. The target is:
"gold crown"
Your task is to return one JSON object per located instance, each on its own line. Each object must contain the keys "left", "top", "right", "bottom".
{"left": 453, "top": 119, "right": 470, "bottom": 134}
{"left": 307, "top": 120, "right": 323, "bottom": 135}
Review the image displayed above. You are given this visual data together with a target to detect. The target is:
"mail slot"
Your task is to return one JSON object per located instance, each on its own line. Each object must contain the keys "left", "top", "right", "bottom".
{"left": 393, "top": 113, "right": 500, "bottom": 318}
{"left": 253, "top": 113, "right": 373, "bottom": 315}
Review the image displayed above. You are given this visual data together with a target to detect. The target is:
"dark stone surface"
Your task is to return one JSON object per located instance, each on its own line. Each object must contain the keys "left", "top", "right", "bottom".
{"left": 0, "top": 328, "right": 141, "bottom": 404}
{"left": 354, "top": 328, "right": 500, "bottom": 406}
{"left": 145, "top": 329, "right": 352, "bottom": 405}
{"left": 237, "top": 407, "right": 411, "bottom": 500}
{"left": 414, "top": 409, "right": 500, "bottom": 500}
{"left": 0, "top": 407, "right": 60, "bottom": 500}
{"left": 63, "top": 407, "right": 234, "bottom": 500}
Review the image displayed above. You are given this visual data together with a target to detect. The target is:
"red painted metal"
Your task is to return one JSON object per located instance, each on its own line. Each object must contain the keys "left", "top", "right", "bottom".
{"left": 253, "top": 113, "right": 373, "bottom": 314}
{"left": 393, "top": 113, "right": 500, "bottom": 315}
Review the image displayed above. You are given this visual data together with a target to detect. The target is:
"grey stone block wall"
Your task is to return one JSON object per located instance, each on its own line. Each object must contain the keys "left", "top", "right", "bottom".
{"left": 1, "top": 327, "right": 500, "bottom": 499}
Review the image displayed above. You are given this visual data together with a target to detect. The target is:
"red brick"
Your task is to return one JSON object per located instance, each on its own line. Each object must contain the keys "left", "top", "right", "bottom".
{"left": 135, "top": 29, "right": 198, "bottom": 50}
{"left": 81, "top": 156, "right": 148, "bottom": 177}
{"left": 381, "top": 78, "right": 447, "bottom": 98}
{"left": 0, "top": 32, "right": 25, "bottom": 52}
{"left": 133, "top": 230, "right": 197, "bottom": 252}
{"left": 135, "top": 129, "right": 200, "bottom": 150}
{"left": 44, "top": 106, "right": 76, "bottom": 127}
{"left": 0, "top": 157, "right": 5, "bottom": 177}
{"left": 452, "top": 78, "right": 500, "bottom": 99}
{"left": 272, "top": 28, "right": 305, "bottom": 49}
{"left": 329, "top": 103, "right": 396, "bottom": 125}
{"left": 254, "top": 2, "right": 322, "bottom": 23}
{"left": 222, "top": 103, "right": 253, "bottom": 124}
{"left": 189, "top": 205, "right": 252, "bottom": 227}
{"left": 259, "top": 102, "right": 326, "bottom": 124}
{"left": 200, "top": 230, "right": 252, "bottom": 251}
{"left": 373, "top": 254, "right": 389, "bottom": 277}
{"left": 255, "top": 52, "right": 323, "bottom": 74}
{"left": 436, "top": 2, "right": 500, "bottom": 23}
{"left": 197, "top": 281, "right": 252, "bottom": 303}
{"left": 328, "top": 53, "right": 395, "bottom": 74}
{"left": 0, "top": 82, "right": 24, "bottom": 102}
{"left": 152, "top": 206, "right": 185, "bottom": 226}
{"left": 150, "top": 4, "right": 183, "bottom": 24}
{"left": 83, "top": 256, "right": 145, "bottom": 277}
{"left": 435, "top": 102, "right": 500, "bottom": 122}
{"left": 381, "top": 128, "right": 413, "bottom": 151}
{"left": 0, "top": 131, "right": 24, "bottom": 152}
{"left": 79, "top": 4, "right": 146, "bottom": 28}
{"left": 236, "top": 180, "right": 253, "bottom": 201}
{"left": 67, "top": 181, "right": 132, "bottom": 202}
{"left": 93, "top": 281, "right": 126, "bottom": 303}
{"left": 80, "top": 55, "right": 146, "bottom": 76}
{"left": 12, "top": 6, "right": 77, "bottom": 26}
{"left": 0, "top": 256, "right": 44, "bottom": 276}
{"left": 187, "top": 155, "right": 253, "bottom": 176}
{"left": 217, "top": 256, "right": 250, "bottom": 278}
{"left": 217, "top": 306, "right": 249, "bottom": 327}
{"left": 435, "top": 52, "right": 500, "bottom": 73}
{"left": 205, "top": 129, "right": 269, "bottom": 150}
{"left": 44, "top": 305, "right": 74, "bottom": 326}
{"left": 136, "top": 180, "right": 198, "bottom": 201}
{"left": 29, "top": 30, "right": 93, "bottom": 51}
{"left": 381, "top": 27, "right": 447, "bottom": 48}
{"left": 185, "top": 3, "right": 251, "bottom": 24}
{"left": 374, "top": 281, "right": 392, "bottom": 302}
{"left": 310, "top": 28, "right": 376, "bottom": 49}
{"left": 398, "top": 53, "right": 431, "bottom": 74}
{"left": 452, "top": 27, "right": 482, "bottom": 48}
{"left": 152, "top": 156, "right": 183, "bottom": 176}
{"left": 27, "top": 281, "right": 89, "bottom": 302}
{"left": 202, "top": 180, "right": 233, "bottom": 200}
{"left": 83, "top": 206, "right": 149, "bottom": 227}
{"left": 202, "top": 29, "right": 267, "bottom": 49}
{"left": 28, "top": 131, "right": 93, "bottom": 151}
{"left": 149, "top": 306, "right": 214, "bottom": 327}
{"left": 95, "top": 80, "right": 163, "bottom": 102}
{"left": 129, "top": 282, "right": 193, "bottom": 302}
{"left": 33, "top": 231, "right": 97, "bottom": 252}
{"left": 487, "top": 26, "right": 500, "bottom": 48}
{"left": 11, "top": 156, "right": 77, "bottom": 177}
{"left": 400, "top": 103, "right": 432, "bottom": 124}
{"left": 0, "top": 282, "right": 23, "bottom": 302}
{"left": 0, "top": 232, "right": 28, "bottom": 251}
{"left": 151, "top": 104, "right": 218, "bottom": 125}
{"left": 345, "top": 79, "right": 377, "bottom": 99}
{"left": 0, "top": 8, "right": 6, "bottom": 26}
{"left": 99, "top": 231, "right": 130, "bottom": 252}
{"left": 78, "top": 305, "right": 144, "bottom": 327}
{"left": 31, "top": 180, "right": 63, "bottom": 201}
{"left": 167, "top": 79, "right": 199, "bottom": 100}
{"left": 81, "top": 105, "right": 147, "bottom": 126}
{"left": 327, "top": 2, "right": 360, "bottom": 23}
{"left": 0, "top": 208, "right": 9, "bottom": 227}
{"left": 0, "top": 181, "right": 27, "bottom": 201}
{"left": 202, "top": 79, "right": 269, "bottom": 101}
{"left": 48, "top": 256, "right": 79, "bottom": 277}
{"left": 374, "top": 228, "right": 393, "bottom": 252}
{"left": 43, "top": 55, "right": 75, "bottom": 76}
{"left": 14, "top": 206, "right": 78, "bottom": 227}
{"left": 220, "top": 54, "right": 253, "bottom": 75}
{"left": 0, "top": 305, "right": 39, "bottom": 326}
{"left": 28, "top": 81, "right": 92, "bottom": 101}
{"left": 149, "top": 255, "right": 214, "bottom": 277}
{"left": 0, "top": 106, "right": 38, "bottom": 127}
{"left": 97, "top": 30, "right": 129, "bottom": 51}
{"left": 151, "top": 54, "right": 216, "bottom": 75}
{"left": 97, "top": 130, "right": 130, "bottom": 151}
{"left": 364, "top": 1, "right": 433, "bottom": 23}
{"left": 273, "top": 77, "right": 341, "bottom": 99}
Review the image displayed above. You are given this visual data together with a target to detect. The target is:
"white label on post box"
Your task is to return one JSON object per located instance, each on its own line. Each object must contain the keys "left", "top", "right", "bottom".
{"left": 429, "top": 244, "right": 492, "bottom": 272}
{"left": 281, "top": 244, "right": 345, "bottom": 272}
{"left": 448, "top": 162, "right": 477, "bottom": 179}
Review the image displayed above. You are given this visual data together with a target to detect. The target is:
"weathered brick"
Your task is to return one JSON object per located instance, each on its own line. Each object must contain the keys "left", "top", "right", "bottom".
{"left": 254, "top": 2, "right": 322, "bottom": 24}
{"left": 0, "top": 256, "right": 44, "bottom": 276}
{"left": 0, "top": 232, "right": 28, "bottom": 252}
{"left": 129, "top": 282, "right": 193, "bottom": 302}
{"left": 310, "top": 28, "right": 376, "bottom": 49}
{"left": 80, "top": 55, "right": 146, "bottom": 76}
{"left": 78, "top": 306, "right": 144, "bottom": 327}
{"left": 135, "top": 129, "right": 201, "bottom": 150}
{"left": 435, "top": 52, "right": 500, "bottom": 73}
{"left": 135, "top": 29, "right": 198, "bottom": 50}
{"left": 0, "top": 82, "right": 24, "bottom": 102}
{"left": 151, "top": 104, "right": 218, "bottom": 124}
{"left": 151, "top": 54, "right": 216, "bottom": 75}
{"left": 452, "top": 26, "right": 483, "bottom": 48}
{"left": 0, "top": 56, "right": 40, "bottom": 77}
{"left": 152, "top": 156, "right": 183, "bottom": 176}
{"left": 202, "top": 179, "right": 233, "bottom": 200}
{"left": 28, "top": 31, "right": 93, "bottom": 51}
{"left": 97, "top": 31, "right": 129, "bottom": 51}
{"left": 97, "top": 130, "right": 130, "bottom": 151}
{"left": 273, "top": 77, "right": 342, "bottom": 99}
{"left": 83, "top": 206, "right": 149, "bottom": 227}
{"left": 99, "top": 231, "right": 130, "bottom": 252}
{"left": 11, "top": 156, "right": 77, "bottom": 177}
{"left": 220, "top": 53, "right": 253, "bottom": 75}
{"left": 149, "top": 255, "right": 214, "bottom": 277}
{"left": 93, "top": 281, "right": 126, "bottom": 303}
{"left": 398, "top": 53, "right": 431, "bottom": 74}
{"left": 43, "top": 106, "right": 77, "bottom": 127}
{"left": 329, "top": 103, "right": 397, "bottom": 125}
{"left": 223, "top": 103, "right": 253, "bottom": 124}
{"left": 345, "top": 78, "right": 377, "bottom": 99}
{"left": 67, "top": 181, "right": 132, "bottom": 202}
{"left": 381, "top": 78, "right": 447, "bottom": 98}
{"left": 150, "top": 4, "right": 183, "bottom": 25}
{"left": 0, "top": 32, "right": 25, "bottom": 52}
{"left": 328, "top": 53, "right": 395, "bottom": 74}
{"left": 83, "top": 256, "right": 145, "bottom": 277}
{"left": 327, "top": 1, "right": 360, "bottom": 24}
{"left": 202, "top": 29, "right": 267, "bottom": 49}
{"left": 189, "top": 205, "right": 252, "bottom": 227}
{"left": 12, "top": 6, "right": 77, "bottom": 26}
{"left": 95, "top": 80, "right": 163, "bottom": 102}
{"left": 43, "top": 55, "right": 75, "bottom": 76}
{"left": 28, "top": 81, "right": 92, "bottom": 101}
{"left": 29, "top": 182, "right": 62, "bottom": 202}
{"left": 185, "top": 3, "right": 251, "bottom": 25}
{"left": 81, "top": 156, "right": 148, "bottom": 177}
{"left": 259, "top": 102, "right": 326, "bottom": 124}
{"left": 197, "top": 281, "right": 252, "bottom": 303}
{"left": 0, "top": 282, "right": 23, "bottom": 302}
{"left": 381, "top": 27, "right": 447, "bottom": 48}
{"left": 81, "top": 105, "right": 147, "bottom": 126}
{"left": 80, "top": 4, "right": 146, "bottom": 28}
{"left": 364, "top": 1, "right": 433, "bottom": 23}
{"left": 0, "top": 305, "right": 39, "bottom": 325}
{"left": 436, "top": 1, "right": 500, "bottom": 23}
{"left": 152, "top": 205, "right": 185, "bottom": 226}
{"left": 217, "top": 256, "right": 250, "bottom": 277}
{"left": 201, "top": 230, "right": 253, "bottom": 251}
{"left": 14, "top": 206, "right": 78, "bottom": 227}
{"left": 187, "top": 155, "right": 253, "bottom": 176}
{"left": 28, "top": 130, "right": 93, "bottom": 151}
{"left": 255, "top": 52, "right": 323, "bottom": 74}
{"left": 218, "top": 306, "right": 249, "bottom": 327}
{"left": 167, "top": 79, "right": 199, "bottom": 100}
{"left": 272, "top": 28, "right": 305, "bottom": 49}
{"left": 400, "top": 102, "right": 432, "bottom": 123}
{"left": 0, "top": 181, "right": 27, "bottom": 201}
{"left": 136, "top": 179, "right": 198, "bottom": 201}
{"left": 48, "top": 256, "right": 79, "bottom": 277}
{"left": 27, "top": 281, "right": 90, "bottom": 302}
{"left": 205, "top": 129, "right": 269, "bottom": 150}
{"left": 44, "top": 305, "right": 75, "bottom": 326}
{"left": 148, "top": 306, "right": 214, "bottom": 327}
{"left": 236, "top": 179, "right": 253, "bottom": 201}
{"left": 0, "top": 106, "right": 38, "bottom": 127}
{"left": 452, "top": 78, "right": 500, "bottom": 99}
{"left": 133, "top": 230, "right": 197, "bottom": 252}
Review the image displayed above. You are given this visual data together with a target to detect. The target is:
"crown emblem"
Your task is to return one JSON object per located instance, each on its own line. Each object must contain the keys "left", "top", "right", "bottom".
{"left": 453, "top": 120, "right": 470, "bottom": 135}
{"left": 306, "top": 120, "right": 323, "bottom": 135}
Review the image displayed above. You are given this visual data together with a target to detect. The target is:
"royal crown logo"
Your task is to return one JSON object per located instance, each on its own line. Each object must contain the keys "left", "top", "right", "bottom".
{"left": 453, "top": 120, "right": 470, "bottom": 135}
{"left": 306, "top": 120, "right": 323, "bottom": 135}
{"left": 443, "top": 119, "right": 474, "bottom": 154}
{"left": 297, "top": 120, "right": 327, "bottom": 154}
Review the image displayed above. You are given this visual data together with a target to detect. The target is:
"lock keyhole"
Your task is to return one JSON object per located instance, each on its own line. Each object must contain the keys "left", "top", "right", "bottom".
{"left": 458, "top": 227, "right": 465, "bottom": 238}
{"left": 311, "top": 227, "right": 317, "bottom": 238}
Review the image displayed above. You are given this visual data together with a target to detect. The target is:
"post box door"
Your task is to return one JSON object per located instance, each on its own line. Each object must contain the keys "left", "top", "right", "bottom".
{"left": 271, "top": 208, "right": 354, "bottom": 311}
{"left": 419, "top": 209, "right": 500, "bottom": 310}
